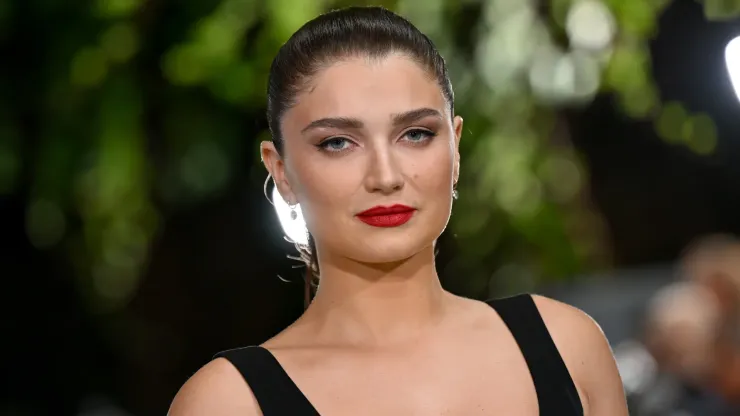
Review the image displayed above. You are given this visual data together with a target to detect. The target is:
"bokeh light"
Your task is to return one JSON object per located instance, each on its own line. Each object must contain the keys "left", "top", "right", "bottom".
{"left": 566, "top": 0, "right": 616, "bottom": 51}
{"left": 726, "top": 35, "right": 740, "bottom": 102}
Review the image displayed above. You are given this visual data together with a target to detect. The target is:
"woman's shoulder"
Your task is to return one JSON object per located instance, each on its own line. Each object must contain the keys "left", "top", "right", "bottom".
{"left": 167, "top": 323, "right": 309, "bottom": 416}
{"left": 487, "top": 293, "right": 607, "bottom": 347}
{"left": 528, "top": 294, "right": 612, "bottom": 366}
{"left": 528, "top": 294, "right": 627, "bottom": 415}
{"left": 168, "top": 355, "right": 262, "bottom": 416}
{"left": 528, "top": 294, "right": 604, "bottom": 341}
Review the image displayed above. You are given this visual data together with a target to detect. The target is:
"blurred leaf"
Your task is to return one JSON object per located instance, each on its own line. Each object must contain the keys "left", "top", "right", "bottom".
{"left": 685, "top": 113, "right": 718, "bottom": 154}
{"left": 702, "top": 0, "right": 740, "bottom": 20}
{"left": 208, "top": 61, "right": 257, "bottom": 103}
{"left": 100, "top": 23, "right": 139, "bottom": 63}
{"left": 619, "top": 83, "right": 658, "bottom": 117}
{"left": 266, "top": 0, "right": 327, "bottom": 41}
{"left": 549, "top": 0, "right": 572, "bottom": 28}
{"left": 70, "top": 47, "right": 108, "bottom": 87}
{"left": 610, "top": 0, "right": 658, "bottom": 38}
{"left": 162, "top": 45, "right": 210, "bottom": 85}
{"left": 603, "top": 43, "right": 650, "bottom": 92}
{"left": 655, "top": 101, "right": 689, "bottom": 142}
{"left": 95, "top": 0, "right": 144, "bottom": 18}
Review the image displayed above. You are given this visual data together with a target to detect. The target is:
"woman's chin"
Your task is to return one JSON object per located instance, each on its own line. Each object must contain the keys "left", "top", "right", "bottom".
{"left": 351, "top": 239, "right": 434, "bottom": 265}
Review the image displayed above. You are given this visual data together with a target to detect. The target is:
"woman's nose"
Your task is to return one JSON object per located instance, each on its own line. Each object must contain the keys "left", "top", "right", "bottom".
{"left": 364, "top": 143, "right": 404, "bottom": 195}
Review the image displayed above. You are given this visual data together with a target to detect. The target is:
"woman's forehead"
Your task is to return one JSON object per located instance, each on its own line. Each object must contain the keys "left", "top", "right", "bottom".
{"left": 285, "top": 55, "right": 448, "bottom": 127}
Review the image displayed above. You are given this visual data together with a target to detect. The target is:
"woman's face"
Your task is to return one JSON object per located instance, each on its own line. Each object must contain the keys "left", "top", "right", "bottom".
{"left": 262, "top": 54, "right": 463, "bottom": 264}
{"left": 685, "top": 244, "right": 740, "bottom": 316}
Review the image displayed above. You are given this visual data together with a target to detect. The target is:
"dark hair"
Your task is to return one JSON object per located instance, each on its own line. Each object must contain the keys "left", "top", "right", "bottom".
{"left": 266, "top": 6, "right": 455, "bottom": 307}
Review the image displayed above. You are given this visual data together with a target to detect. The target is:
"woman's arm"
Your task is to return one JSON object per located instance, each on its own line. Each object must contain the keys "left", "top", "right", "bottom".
{"left": 533, "top": 295, "right": 629, "bottom": 416}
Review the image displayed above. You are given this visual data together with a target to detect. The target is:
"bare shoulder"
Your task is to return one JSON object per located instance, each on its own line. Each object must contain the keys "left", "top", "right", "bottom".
{"left": 168, "top": 358, "right": 262, "bottom": 416}
{"left": 531, "top": 294, "right": 628, "bottom": 416}
{"left": 530, "top": 294, "right": 607, "bottom": 351}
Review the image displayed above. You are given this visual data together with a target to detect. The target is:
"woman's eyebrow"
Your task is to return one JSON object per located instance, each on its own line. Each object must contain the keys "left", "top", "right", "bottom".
{"left": 390, "top": 108, "right": 442, "bottom": 126}
{"left": 300, "top": 107, "right": 442, "bottom": 134}
{"left": 301, "top": 117, "right": 363, "bottom": 134}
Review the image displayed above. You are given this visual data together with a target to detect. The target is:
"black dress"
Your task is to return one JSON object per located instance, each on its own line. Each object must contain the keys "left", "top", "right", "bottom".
{"left": 215, "top": 294, "right": 584, "bottom": 415}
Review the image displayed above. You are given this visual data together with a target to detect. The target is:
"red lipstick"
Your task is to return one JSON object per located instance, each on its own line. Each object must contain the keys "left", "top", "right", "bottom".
{"left": 356, "top": 204, "right": 416, "bottom": 227}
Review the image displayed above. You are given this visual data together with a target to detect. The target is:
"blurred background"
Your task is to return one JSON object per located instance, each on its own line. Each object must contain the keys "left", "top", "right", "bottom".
{"left": 2, "top": 0, "right": 740, "bottom": 414}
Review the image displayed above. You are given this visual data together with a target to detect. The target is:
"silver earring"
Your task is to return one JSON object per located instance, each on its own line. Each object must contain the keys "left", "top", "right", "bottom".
{"left": 452, "top": 189, "right": 459, "bottom": 200}
{"left": 264, "top": 175, "right": 276, "bottom": 206}
{"left": 289, "top": 204, "right": 298, "bottom": 220}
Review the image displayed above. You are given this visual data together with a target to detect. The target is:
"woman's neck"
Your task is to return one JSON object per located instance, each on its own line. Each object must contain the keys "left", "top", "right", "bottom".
{"left": 302, "top": 246, "right": 452, "bottom": 348}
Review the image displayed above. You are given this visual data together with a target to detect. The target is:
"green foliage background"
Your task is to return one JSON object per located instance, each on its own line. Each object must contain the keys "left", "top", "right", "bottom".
{"left": 1, "top": 0, "right": 739, "bottom": 310}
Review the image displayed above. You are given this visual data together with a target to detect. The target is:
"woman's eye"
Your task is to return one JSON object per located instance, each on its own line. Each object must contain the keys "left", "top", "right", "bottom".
{"left": 318, "top": 137, "right": 352, "bottom": 152}
{"left": 403, "top": 129, "right": 435, "bottom": 144}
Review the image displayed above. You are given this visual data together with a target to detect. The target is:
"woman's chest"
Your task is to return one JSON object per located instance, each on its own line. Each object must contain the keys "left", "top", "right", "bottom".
{"left": 305, "top": 375, "right": 540, "bottom": 416}
{"left": 281, "top": 343, "right": 541, "bottom": 416}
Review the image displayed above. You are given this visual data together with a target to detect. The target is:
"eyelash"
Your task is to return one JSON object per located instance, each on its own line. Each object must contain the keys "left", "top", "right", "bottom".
{"left": 316, "top": 129, "right": 437, "bottom": 154}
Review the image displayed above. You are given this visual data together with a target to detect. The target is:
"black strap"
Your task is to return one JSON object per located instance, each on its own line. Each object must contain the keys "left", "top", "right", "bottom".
{"left": 487, "top": 294, "right": 583, "bottom": 416}
{"left": 214, "top": 346, "right": 319, "bottom": 416}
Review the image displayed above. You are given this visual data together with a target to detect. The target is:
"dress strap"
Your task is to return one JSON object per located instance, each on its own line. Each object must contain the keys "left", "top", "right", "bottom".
{"left": 214, "top": 346, "right": 319, "bottom": 416}
{"left": 487, "top": 294, "right": 583, "bottom": 415}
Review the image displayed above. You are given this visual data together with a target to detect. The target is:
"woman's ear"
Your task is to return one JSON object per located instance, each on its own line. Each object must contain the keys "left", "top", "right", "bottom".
{"left": 261, "top": 141, "right": 297, "bottom": 205}
{"left": 452, "top": 115, "right": 463, "bottom": 185}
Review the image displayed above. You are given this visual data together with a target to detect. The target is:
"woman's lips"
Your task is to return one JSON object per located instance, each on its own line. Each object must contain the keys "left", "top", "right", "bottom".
{"left": 356, "top": 204, "right": 416, "bottom": 227}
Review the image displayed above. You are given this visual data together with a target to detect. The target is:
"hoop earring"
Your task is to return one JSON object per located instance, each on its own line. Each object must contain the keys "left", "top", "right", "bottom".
{"left": 263, "top": 174, "right": 275, "bottom": 206}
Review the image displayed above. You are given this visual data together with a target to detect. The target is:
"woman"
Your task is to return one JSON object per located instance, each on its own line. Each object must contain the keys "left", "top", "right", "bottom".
{"left": 681, "top": 235, "right": 740, "bottom": 405}
{"left": 644, "top": 280, "right": 740, "bottom": 415}
{"left": 169, "top": 6, "right": 626, "bottom": 416}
